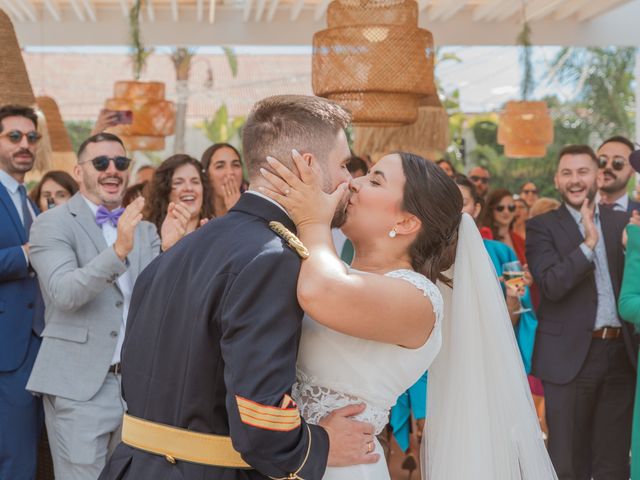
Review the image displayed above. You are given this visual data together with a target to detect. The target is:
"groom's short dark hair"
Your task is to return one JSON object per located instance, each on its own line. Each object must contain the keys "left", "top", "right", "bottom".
{"left": 242, "top": 95, "right": 351, "bottom": 180}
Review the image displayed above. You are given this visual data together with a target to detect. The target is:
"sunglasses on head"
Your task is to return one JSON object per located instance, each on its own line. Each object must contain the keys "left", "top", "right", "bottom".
{"left": 599, "top": 155, "right": 626, "bottom": 171}
{"left": 522, "top": 189, "right": 538, "bottom": 195}
{"left": 80, "top": 156, "right": 131, "bottom": 172}
{"left": 470, "top": 175, "right": 490, "bottom": 185}
{"left": 495, "top": 205, "right": 516, "bottom": 213}
{"left": 0, "top": 130, "right": 42, "bottom": 145}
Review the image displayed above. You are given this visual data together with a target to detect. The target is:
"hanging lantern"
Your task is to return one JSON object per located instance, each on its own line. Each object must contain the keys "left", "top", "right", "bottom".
{"left": 0, "top": 9, "right": 36, "bottom": 107}
{"left": 354, "top": 94, "right": 449, "bottom": 163}
{"left": 34, "top": 96, "right": 76, "bottom": 174}
{"left": 105, "top": 81, "right": 175, "bottom": 151}
{"left": 312, "top": 0, "right": 436, "bottom": 126}
{"left": 498, "top": 101, "right": 553, "bottom": 158}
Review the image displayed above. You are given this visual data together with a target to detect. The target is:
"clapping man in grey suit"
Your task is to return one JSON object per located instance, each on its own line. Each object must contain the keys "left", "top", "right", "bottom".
{"left": 26, "top": 133, "right": 188, "bottom": 479}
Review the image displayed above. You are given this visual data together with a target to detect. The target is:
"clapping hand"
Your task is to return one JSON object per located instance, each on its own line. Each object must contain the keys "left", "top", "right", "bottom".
{"left": 258, "top": 149, "right": 349, "bottom": 229}
{"left": 114, "top": 197, "right": 145, "bottom": 261}
{"left": 581, "top": 199, "right": 599, "bottom": 251}
{"left": 160, "top": 202, "right": 190, "bottom": 251}
{"left": 623, "top": 210, "right": 640, "bottom": 248}
{"left": 222, "top": 177, "right": 241, "bottom": 211}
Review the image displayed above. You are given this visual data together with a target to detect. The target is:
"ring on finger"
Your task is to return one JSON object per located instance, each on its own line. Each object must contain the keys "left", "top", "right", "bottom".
{"left": 284, "top": 189, "right": 291, "bottom": 196}
{"left": 366, "top": 441, "right": 374, "bottom": 454}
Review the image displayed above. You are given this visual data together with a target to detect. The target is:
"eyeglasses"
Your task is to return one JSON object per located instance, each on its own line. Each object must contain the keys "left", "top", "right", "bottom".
{"left": 521, "top": 189, "right": 538, "bottom": 195}
{"left": 79, "top": 156, "right": 131, "bottom": 172}
{"left": 0, "top": 130, "right": 42, "bottom": 145}
{"left": 495, "top": 205, "right": 516, "bottom": 213}
{"left": 598, "top": 155, "right": 626, "bottom": 171}
{"left": 470, "top": 175, "right": 490, "bottom": 185}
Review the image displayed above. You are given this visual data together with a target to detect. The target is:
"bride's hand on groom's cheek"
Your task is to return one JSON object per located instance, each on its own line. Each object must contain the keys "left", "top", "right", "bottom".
{"left": 319, "top": 403, "right": 381, "bottom": 467}
{"left": 258, "top": 150, "right": 348, "bottom": 228}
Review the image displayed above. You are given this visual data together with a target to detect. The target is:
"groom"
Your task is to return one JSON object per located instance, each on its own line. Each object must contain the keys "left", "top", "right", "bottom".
{"left": 99, "top": 95, "right": 377, "bottom": 479}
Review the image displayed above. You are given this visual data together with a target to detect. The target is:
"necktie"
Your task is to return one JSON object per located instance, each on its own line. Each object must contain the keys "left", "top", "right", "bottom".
{"left": 96, "top": 206, "right": 125, "bottom": 228}
{"left": 17, "top": 185, "right": 33, "bottom": 239}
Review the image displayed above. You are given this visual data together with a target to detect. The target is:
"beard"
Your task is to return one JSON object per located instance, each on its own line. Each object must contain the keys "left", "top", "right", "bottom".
{"left": 331, "top": 194, "right": 349, "bottom": 228}
{"left": 600, "top": 169, "right": 629, "bottom": 193}
{"left": 0, "top": 149, "right": 35, "bottom": 174}
{"left": 561, "top": 181, "right": 598, "bottom": 209}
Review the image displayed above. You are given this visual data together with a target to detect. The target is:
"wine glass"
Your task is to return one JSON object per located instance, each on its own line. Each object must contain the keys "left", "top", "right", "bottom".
{"left": 502, "top": 260, "right": 531, "bottom": 314}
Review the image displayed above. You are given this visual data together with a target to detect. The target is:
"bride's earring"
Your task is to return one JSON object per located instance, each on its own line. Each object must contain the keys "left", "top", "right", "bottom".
{"left": 388, "top": 228, "right": 397, "bottom": 238}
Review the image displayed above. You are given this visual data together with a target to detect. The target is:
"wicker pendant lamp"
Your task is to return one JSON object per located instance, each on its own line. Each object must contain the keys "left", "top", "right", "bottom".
{"left": 105, "top": 80, "right": 175, "bottom": 152}
{"left": 354, "top": 94, "right": 449, "bottom": 163}
{"left": 105, "top": 1, "right": 175, "bottom": 151}
{"left": 497, "top": 16, "right": 553, "bottom": 158}
{"left": 0, "top": 9, "right": 36, "bottom": 107}
{"left": 313, "top": 0, "right": 436, "bottom": 126}
{"left": 35, "top": 96, "right": 77, "bottom": 174}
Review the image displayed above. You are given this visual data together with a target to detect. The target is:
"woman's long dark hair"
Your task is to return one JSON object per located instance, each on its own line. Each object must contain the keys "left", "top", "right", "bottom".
{"left": 399, "top": 152, "right": 463, "bottom": 285}
{"left": 29, "top": 170, "right": 78, "bottom": 206}
{"left": 480, "top": 188, "right": 513, "bottom": 241}
{"left": 200, "top": 143, "right": 247, "bottom": 203}
{"left": 144, "top": 154, "right": 213, "bottom": 232}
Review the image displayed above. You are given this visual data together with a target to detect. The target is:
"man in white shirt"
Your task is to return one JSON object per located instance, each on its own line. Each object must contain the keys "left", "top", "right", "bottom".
{"left": 26, "top": 133, "right": 187, "bottom": 479}
{"left": 596, "top": 135, "right": 640, "bottom": 213}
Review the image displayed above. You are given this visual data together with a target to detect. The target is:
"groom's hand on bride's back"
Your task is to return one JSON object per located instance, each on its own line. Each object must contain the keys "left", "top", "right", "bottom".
{"left": 319, "top": 403, "right": 380, "bottom": 466}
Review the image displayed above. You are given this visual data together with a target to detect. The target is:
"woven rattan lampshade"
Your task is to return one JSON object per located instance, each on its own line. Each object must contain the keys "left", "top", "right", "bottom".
{"left": 498, "top": 101, "right": 554, "bottom": 158}
{"left": 35, "top": 96, "right": 76, "bottom": 174}
{"left": 106, "top": 80, "right": 175, "bottom": 151}
{"left": 313, "top": 0, "right": 436, "bottom": 126}
{"left": 0, "top": 9, "right": 36, "bottom": 107}
{"left": 354, "top": 95, "right": 449, "bottom": 162}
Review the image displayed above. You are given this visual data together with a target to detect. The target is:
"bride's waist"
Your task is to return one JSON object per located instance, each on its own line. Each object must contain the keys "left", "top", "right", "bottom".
{"left": 292, "top": 372, "right": 389, "bottom": 434}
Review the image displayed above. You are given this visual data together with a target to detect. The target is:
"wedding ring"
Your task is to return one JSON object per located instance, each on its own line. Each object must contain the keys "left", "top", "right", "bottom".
{"left": 284, "top": 189, "right": 291, "bottom": 196}
{"left": 367, "top": 441, "right": 374, "bottom": 454}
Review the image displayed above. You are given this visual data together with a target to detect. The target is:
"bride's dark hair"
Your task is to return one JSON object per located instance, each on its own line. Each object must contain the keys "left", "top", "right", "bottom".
{"left": 399, "top": 152, "right": 463, "bottom": 285}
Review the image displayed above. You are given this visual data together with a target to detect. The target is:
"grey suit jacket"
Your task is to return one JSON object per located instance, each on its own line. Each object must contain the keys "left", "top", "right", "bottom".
{"left": 26, "top": 193, "right": 161, "bottom": 401}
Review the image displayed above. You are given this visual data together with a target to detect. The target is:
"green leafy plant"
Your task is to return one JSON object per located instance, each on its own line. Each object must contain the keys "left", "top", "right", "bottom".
{"left": 200, "top": 104, "right": 246, "bottom": 148}
{"left": 129, "top": 0, "right": 153, "bottom": 80}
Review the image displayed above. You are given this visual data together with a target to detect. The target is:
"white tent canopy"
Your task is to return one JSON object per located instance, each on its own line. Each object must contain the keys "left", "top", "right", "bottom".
{"left": 8, "top": 0, "right": 640, "bottom": 47}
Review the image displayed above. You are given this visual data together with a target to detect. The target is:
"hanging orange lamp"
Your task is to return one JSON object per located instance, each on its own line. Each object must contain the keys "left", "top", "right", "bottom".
{"left": 312, "top": 0, "right": 436, "bottom": 126}
{"left": 105, "top": 81, "right": 175, "bottom": 152}
{"left": 498, "top": 101, "right": 553, "bottom": 158}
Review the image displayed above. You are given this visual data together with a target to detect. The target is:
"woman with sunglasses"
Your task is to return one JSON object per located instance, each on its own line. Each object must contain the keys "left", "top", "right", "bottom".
{"left": 481, "top": 188, "right": 526, "bottom": 265}
{"left": 29, "top": 170, "right": 78, "bottom": 212}
{"left": 144, "top": 154, "right": 213, "bottom": 236}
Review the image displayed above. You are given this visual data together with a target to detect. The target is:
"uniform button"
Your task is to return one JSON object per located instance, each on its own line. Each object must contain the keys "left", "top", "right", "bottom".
{"left": 29, "top": 272, "right": 36, "bottom": 278}
{"left": 115, "top": 300, "right": 124, "bottom": 308}
{"left": 27, "top": 302, "right": 34, "bottom": 309}
{"left": 110, "top": 331, "right": 118, "bottom": 338}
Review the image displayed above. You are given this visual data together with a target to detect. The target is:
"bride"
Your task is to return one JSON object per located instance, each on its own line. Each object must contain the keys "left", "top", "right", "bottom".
{"left": 259, "top": 150, "right": 557, "bottom": 479}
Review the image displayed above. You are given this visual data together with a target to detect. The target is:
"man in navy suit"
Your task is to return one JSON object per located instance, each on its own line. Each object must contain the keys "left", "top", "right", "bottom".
{"left": 596, "top": 135, "right": 640, "bottom": 213}
{"left": 527, "top": 144, "right": 636, "bottom": 479}
{"left": 0, "top": 105, "right": 45, "bottom": 479}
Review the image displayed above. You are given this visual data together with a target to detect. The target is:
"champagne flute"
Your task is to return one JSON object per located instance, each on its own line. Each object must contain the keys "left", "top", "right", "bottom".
{"left": 502, "top": 260, "right": 531, "bottom": 314}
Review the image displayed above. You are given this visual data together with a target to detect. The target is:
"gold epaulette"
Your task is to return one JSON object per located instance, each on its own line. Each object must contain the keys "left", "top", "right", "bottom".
{"left": 269, "top": 221, "right": 310, "bottom": 260}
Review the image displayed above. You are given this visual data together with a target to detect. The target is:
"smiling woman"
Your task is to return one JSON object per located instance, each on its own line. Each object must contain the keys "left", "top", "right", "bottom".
{"left": 143, "top": 154, "right": 213, "bottom": 235}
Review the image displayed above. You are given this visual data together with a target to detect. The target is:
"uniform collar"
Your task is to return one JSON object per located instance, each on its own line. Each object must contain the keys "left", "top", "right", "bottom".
{"left": 231, "top": 192, "right": 296, "bottom": 233}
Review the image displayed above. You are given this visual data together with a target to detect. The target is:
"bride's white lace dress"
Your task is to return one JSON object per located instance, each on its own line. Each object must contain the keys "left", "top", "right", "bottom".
{"left": 292, "top": 269, "right": 443, "bottom": 480}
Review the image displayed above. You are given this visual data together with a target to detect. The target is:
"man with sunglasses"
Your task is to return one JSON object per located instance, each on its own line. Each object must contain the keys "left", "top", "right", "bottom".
{"left": 25, "top": 132, "right": 189, "bottom": 479}
{"left": 527, "top": 144, "right": 637, "bottom": 479}
{"left": 596, "top": 136, "right": 640, "bottom": 214}
{"left": 519, "top": 182, "right": 539, "bottom": 208}
{"left": 0, "top": 105, "right": 45, "bottom": 479}
{"left": 468, "top": 166, "right": 491, "bottom": 199}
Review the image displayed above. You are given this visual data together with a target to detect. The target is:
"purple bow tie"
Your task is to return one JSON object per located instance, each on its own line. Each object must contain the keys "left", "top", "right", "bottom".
{"left": 95, "top": 206, "right": 124, "bottom": 227}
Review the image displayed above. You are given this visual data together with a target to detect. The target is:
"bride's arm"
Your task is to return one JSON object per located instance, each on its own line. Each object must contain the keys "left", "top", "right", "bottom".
{"left": 297, "top": 223, "right": 435, "bottom": 349}
{"left": 258, "top": 153, "right": 435, "bottom": 349}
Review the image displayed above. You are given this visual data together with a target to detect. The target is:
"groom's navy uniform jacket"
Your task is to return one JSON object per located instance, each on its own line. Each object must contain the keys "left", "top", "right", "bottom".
{"left": 100, "top": 193, "right": 330, "bottom": 480}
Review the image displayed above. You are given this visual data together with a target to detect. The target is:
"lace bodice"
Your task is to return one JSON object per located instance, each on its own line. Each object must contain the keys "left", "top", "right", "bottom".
{"left": 293, "top": 269, "right": 443, "bottom": 434}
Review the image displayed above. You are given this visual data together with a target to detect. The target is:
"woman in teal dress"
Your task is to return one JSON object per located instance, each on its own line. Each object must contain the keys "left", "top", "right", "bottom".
{"left": 619, "top": 221, "right": 640, "bottom": 479}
